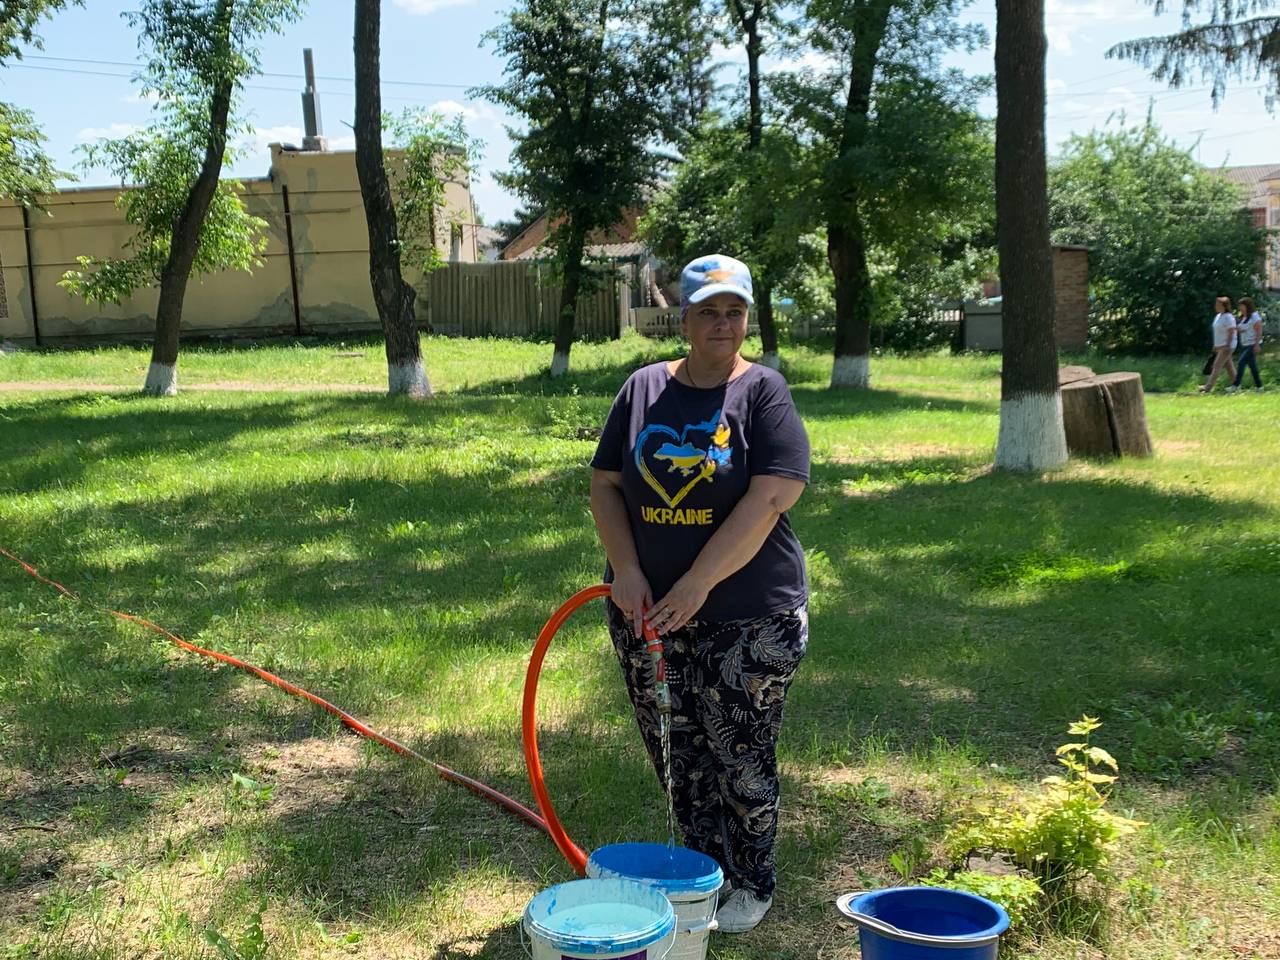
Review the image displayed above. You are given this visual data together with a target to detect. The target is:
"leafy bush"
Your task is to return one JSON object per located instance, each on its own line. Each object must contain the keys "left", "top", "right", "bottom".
{"left": 921, "top": 869, "right": 1044, "bottom": 930}
{"left": 947, "top": 717, "right": 1144, "bottom": 895}
{"left": 1049, "top": 117, "right": 1267, "bottom": 353}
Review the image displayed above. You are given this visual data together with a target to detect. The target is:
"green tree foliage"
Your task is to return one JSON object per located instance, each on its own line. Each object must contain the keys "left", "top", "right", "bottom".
{"left": 1048, "top": 117, "right": 1266, "bottom": 353}
{"left": 639, "top": 114, "right": 824, "bottom": 325}
{"left": 0, "top": 1, "right": 81, "bottom": 207}
{"left": 491, "top": 203, "right": 543, "bottom": 248}
{"left": 478, "top": 0, "right": 679, "bottom": 374}
{"left": 0, "top": 0, "right": 79, "bottom": 60}
{"left": 777, "top": 3, "right": 990, "bottom": 375}
{"left": 664, "top": 5, "right": 723, "bottom": 148}
{"left": 0, "top": 102, "right": 63, "bottom": 207}
{"left": 57, "top": 114, "right": 267, "bottom": 305}
{"left": 386, "top": 109, "right": 483, "bottom": 275}
{"left": 1107, "top": 0, "right": 1280, "bottom": 106}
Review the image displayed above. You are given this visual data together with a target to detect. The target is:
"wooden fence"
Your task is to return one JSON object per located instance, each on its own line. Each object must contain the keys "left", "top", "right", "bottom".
{"left": 629, "top": 306, "right": 761, "bottom": 337}
{"left": 422, "top": 261, "right": 625, "bottom": 339}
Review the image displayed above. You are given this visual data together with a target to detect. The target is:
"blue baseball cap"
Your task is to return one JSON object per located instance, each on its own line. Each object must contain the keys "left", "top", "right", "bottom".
{"left": 680, "top": 255, "right": 754, "bottom": 310}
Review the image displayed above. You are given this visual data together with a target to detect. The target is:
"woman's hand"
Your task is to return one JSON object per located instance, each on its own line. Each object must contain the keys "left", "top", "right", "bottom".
{"left": 610, "top": 565, "right": 653, "bottom": 638}
{"left": 648, "top": 573, "right": 712, "bottom": 636}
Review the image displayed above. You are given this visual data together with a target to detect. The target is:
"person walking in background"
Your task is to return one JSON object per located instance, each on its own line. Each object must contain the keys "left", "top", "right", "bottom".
{"left": 1200, "top": 296, "right": 1237, "bottom": 393}
{"left": 1230, "top": 296, "right": 1264, "bottom": 392}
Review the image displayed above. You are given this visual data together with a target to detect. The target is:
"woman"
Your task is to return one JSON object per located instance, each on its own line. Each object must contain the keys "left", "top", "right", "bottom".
{"left": 1200, "top": 296, "right": 1237, "bottom": 393}
{"left": 1231, "top": 296, "right": 1264, "bottom": 391}
{"left": 589, "top": 254, "right": 809, "bottom": 934}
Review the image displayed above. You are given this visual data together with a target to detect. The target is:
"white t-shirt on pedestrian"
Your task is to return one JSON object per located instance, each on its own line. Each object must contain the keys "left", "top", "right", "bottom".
{"left": 1237, "top": 311, "right": 1263, "bottom": 347}
{"left": 1212, "top": 313, "right": 1237, "bottom": 349}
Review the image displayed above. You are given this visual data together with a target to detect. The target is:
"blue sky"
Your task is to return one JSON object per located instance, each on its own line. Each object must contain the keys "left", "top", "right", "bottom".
{"left": 3, "top": 0, "right": 1277, "bottom": 224}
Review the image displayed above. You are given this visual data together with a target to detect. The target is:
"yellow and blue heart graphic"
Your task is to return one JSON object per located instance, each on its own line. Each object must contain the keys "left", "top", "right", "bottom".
{"left": 634, "top": 412, "right": 733, "bottom": 508}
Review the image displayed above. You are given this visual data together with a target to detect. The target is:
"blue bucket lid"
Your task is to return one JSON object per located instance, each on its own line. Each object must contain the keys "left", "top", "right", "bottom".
{"left": 525, "top": 877, "right": 675, "bottom": 955}
{"left": 587, "top": 843, "right": 724, "bottom": 896}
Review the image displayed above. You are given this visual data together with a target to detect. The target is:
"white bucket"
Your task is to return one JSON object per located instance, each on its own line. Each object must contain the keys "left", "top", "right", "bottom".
{"left": 523, "top": 877, "right": 676, "bottom": 960}
{"left": 587, "top": 843, "right": 724, "bottom": 960}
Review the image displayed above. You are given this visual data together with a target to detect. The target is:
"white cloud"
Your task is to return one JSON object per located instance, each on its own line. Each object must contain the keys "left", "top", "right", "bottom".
{"left": 120, "top": 89, "right": 162, "bottom": 106}
{"left": 1047, "top": 77, "right": 1068, "bottom": 94}
{"left": 1044, "top": 0, "right": 1150, "bottom": 58}
{"left": 392, "top": 0, "right": 476, "bottom": 13}
{"left": 767, "top": 49, "right": 838, "bottom": 75}
{"left": 429, "top": 99, "right": 501, "bottom": 125}
{"left": 76, "top": 122, "right": 143, "bottom": 142}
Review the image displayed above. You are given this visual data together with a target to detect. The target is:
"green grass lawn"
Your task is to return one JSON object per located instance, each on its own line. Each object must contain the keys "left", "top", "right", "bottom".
{"left": 1, "top": 336, "right": 1277, "bottom": 959}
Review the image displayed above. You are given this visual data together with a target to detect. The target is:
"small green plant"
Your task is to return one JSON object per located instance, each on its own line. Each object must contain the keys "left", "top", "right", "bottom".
{"left": 889, "top": 834, "right": 929, "bottom": 882}
{"left": 229, "top": 772, "right": 273, "bottom": 810}
{"left": 205, "top": 903, "right": 270, "bottom": 960}
{"left": 921, "top": 869, "right": 1044, "bottom": 930}
{"left": 1122, "top": 696, "right": 1228, "bottom": 779}
{"left": 947, "top": 716, "right": 1144, "bottom": 896}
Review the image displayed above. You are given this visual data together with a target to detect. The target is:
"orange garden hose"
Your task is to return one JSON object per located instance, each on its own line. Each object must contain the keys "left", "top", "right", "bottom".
{"left": 521, "top": 584, "right": 662, "bottom": 876}
{"left": 2, "top": 546, "right": 647, "bottom": 877}
{"left": 0, "top": 546, "right": 547, "bottom": 832}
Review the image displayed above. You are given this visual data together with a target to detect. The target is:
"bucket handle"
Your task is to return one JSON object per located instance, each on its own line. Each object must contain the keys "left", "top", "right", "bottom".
{"left": 835, "top": 893, "right": 1002, "bottom": 949}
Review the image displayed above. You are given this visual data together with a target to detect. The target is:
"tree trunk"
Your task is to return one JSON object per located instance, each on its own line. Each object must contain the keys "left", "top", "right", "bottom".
{"left": 828, "top": 220, "right": 873, "bottom": 387}
{"left": 143, "top": 0, "right": 235, "bottom": 397}
{"left": 992, "top": 0, "right": 1066, "bottom": 470}
{"left": 757, "top": 280, "right": 779, "bottom": 369}
{"left": 551, "top": 222, "right": 589, "bottom": 377}
{"left": 739, "top": 5, "right": 782, "bottom": 368}
{"left": 826, "top": 0, "right": 892, "bottom": 390}
{"left": 354, "top": 0, "right": 430, "bottom": 397}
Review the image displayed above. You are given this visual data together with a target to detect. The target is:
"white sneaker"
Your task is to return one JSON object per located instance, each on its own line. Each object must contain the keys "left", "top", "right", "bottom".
{"left": 715, "top": 888, "right": 773, "bottom": 933}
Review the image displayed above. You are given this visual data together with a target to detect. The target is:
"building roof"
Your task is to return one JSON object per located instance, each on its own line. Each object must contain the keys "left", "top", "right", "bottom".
{"left": 472, "top": 225, "right": 503, "bottom": 251}
{"left": 1214, "top": 164, "right": 1280, "bottom": 207}
{"left": 512, "top": 240, "right": 648, "bottom": 261}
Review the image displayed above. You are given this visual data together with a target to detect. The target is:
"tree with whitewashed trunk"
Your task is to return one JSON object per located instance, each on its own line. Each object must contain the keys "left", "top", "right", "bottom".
{"left": 56, "top": 0, "right": 302, "bottom": 397}
{"left": 354, "top": 0, "right": 430, "bottom": 397}
{"left": 992, "top": 0, "right": 1067, "bottom": 472}
{"left": 477, "top": 0, "right": 680, "bottom": 377}
{"left": 782, "top": 0, "right": 986, "bottom": 388}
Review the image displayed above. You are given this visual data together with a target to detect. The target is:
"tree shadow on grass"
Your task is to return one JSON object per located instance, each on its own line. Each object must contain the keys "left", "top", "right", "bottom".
{"left": 792, "top": 460, "right": 1280, "bottom": 784}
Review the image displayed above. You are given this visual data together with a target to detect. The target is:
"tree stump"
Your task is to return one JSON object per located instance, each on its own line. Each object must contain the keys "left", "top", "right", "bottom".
{"left": 1058, "top": 365, "right": 1095, "bottom": 385}
{"left": 1060, "top": 370, "right": 1153, "bottom": 458}
{"left": 1095, "top": 372, "right": 1154, "bottom": 457}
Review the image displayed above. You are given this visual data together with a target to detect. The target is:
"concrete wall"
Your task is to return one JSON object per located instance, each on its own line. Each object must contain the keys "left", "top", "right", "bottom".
{"left": 0, "top": 144, "right": 478, "bottom": 344}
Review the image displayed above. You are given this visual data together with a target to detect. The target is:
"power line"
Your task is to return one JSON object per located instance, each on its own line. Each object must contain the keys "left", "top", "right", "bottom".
{"left": 3, "top": 61, "right": 484, "bottom": 105}
{"left": 18, "top": 52, "right": 478, "bottom": 90}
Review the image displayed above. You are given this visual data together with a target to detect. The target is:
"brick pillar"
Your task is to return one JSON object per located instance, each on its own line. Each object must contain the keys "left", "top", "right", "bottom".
{"left": 1052, "top": 246, "right": 1089, "bottom": 350}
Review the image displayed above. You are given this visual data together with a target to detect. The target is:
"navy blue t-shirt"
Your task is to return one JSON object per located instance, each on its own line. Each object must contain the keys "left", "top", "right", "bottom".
{"left": 591, "top": 361, "right": 810, "bottom": 621}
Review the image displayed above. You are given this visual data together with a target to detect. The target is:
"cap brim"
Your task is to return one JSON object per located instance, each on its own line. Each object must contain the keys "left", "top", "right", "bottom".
{"left": 686, "top": 283, "right": 754, "bottom": 307}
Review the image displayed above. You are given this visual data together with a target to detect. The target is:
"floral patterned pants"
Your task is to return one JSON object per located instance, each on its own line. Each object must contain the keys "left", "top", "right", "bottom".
{"left": 606, "top": 600, "right": 808, "bottom": 898}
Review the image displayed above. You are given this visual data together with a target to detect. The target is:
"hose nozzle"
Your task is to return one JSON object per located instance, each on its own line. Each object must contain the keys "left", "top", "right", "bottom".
{"left": 643, "top": 622, "right": 671, "bottom": 716}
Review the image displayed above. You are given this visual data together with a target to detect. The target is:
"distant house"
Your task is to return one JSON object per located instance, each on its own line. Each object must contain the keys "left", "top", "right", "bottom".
{"left": 498, "top": 206, "right": 672, "bottom": 307}
{"left": 1216, "top": 164, "right": 1280, "bottom": 291}
{"left": 470, "top": 225, "right": 504, "bottom": 262}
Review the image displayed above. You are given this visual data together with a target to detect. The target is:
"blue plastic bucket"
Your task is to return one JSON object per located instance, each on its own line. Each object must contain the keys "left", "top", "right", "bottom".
{"left": 836, "top": 887, "right": 1010, "bottom": 960}
{"left": 587, "top": 844, "right": 724, "bottom": 960}
{"left": 524, "top": 877, "right": 676, "bottom": 960}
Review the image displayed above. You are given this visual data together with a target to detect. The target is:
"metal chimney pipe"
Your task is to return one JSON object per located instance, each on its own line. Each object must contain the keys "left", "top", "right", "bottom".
{"left": 301, "top": 47, "right": 326, "bottom": 150}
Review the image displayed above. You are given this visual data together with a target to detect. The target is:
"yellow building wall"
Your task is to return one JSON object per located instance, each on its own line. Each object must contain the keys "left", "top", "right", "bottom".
{"left": 0, "top": 144, "right": 477, "bottom": 343}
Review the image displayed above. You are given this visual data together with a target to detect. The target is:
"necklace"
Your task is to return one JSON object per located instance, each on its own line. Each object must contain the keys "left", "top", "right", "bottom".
{"left": 683, "top": 357, "right": 736, "bottom": 389}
